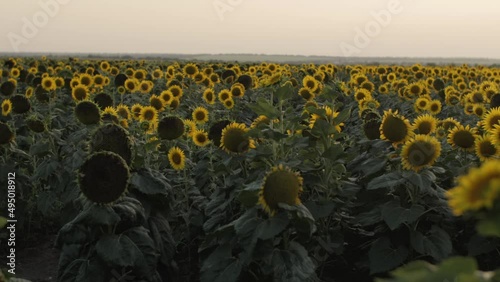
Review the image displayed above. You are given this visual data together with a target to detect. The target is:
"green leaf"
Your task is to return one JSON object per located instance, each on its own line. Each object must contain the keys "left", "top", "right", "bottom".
{"left": 334, "top": 108, "right": 351, "bottom": 124}
{"left": 358, "top": 158, "right": 388, "bottom": 178}
{"left": 322, "top": 144, "right": 343, "bottom": 161}
{"left": 311, "top": 119, "right": 336, "bottom": 138}
{"left": 247, "top": 97, "right": 280, "bottom": 119}
{"left": 369, "top": 237, "right": 409, "bottom": 274}
{"left": 367, "top": 171, "right": 404, "bottom": 190}
{"left": 271, "top": 242, "right": 317, "bottom": 282}
{"left": 304, "top": 201, "right": 336, "bottom": 219}
{"left": 381, "top": 200, "right": 425, "bottom": 230}
{"left": 124, "top": 227, "right": 159, "bottom": 279}
{"left": 467, "top": 234, "right": 498, "bottom": 256}
{"left": 130, "top": 168, "right": 171, "bottom": 197}
{"left": 257, "top": 212, "right": 290, "bottom": 240}
{"left": 74, "top": 204, "right": 121, "bottom": 227}
{"left": 95, "top": 234, "right": 141, "bottom": 267}
{"left": 410, "top": 225, "right": 452, "bottom": 261}
{"left": 275, "top": 83, "right": 294, "bottom": 101}
{"left": 213, "top": 259, "right": 243, "bottom": 282}
{"left": 279, "top": 203, "right": 316, "bottom": 237}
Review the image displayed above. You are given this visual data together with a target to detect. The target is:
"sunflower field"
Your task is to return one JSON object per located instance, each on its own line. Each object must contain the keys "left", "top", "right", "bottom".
{"left": 1, "top": 57, "right": 500, "bottom": 282}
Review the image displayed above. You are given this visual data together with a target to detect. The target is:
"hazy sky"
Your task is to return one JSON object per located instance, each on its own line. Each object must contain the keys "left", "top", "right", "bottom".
{"left": 1, "top": 0, "right": 499, "bottom": 58}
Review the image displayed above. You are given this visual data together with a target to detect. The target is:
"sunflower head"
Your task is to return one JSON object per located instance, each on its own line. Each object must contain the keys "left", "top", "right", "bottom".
{"left": 192, "top": 106, "right": 209, "bottom": 124}
{"left": 78, "top": 151, "right": 130, "bottom": 204}
{"left": 220, "top": 122, "right": 255, "bottom": 154}
{"left": 72, "top": 85, "right": 89, "bottom": 101}
{"left": 93, "top": 93, "right": 113, "bottom": 111}
{"left": 203, "top": 88, "right": 216, "bottom": 104}
{"left": 158, "top": 116, "right": 185, "bottom": 140}
{"left": 412, "top": 114, "right": 437, "bottom": 135}
{"left": 168, "top": 146, "right": 186, "bottom": 170}
{"left": 90, "top": 123, "right": 133, "bottom": 165}
{"left": 0, "top": 81, "right": 16, "bottom": 97}
{"left": 258, "top": 165, "right": 303, "bottom": 216}
{"left": 192, "top": 129, "right": 210, "bottom": 147}
{"left": 0, "top": 122, "right": 15, "bottom": 145}
{"left": 26, "top": 116, "right": 46, "bottom": 133}
{"left": 475, "top": 135, "right": 498, "bottom": 162}
{"left": 401, "top": 134, "right": 441, "bottom": 172}
{"left": 448, "top": 124, "right": 478, "bottom": 151}
{"left": 139, "top": 106, "right": 158, "bottom": 123}
{"left": 75, "top": 100, "right": 101, "bottom": 125}
{"left": 1, "top": 99, "right": 12, "bottom": 116}
{"left": 481, "top": 108, "right": 500, "bottom": 131}
{"left": 208, "top": 120, "right": 231, "bottom": 147}
{"left": 446, "top": 160, "right": 500, "bottom": 216}
{"left": 363, "top": 119, "right": 381, "bottom": 140}
{"left": 380, "top": 109, "right": 412, "bottom": 146}
{"left": 10, "top": 95, "right": 31, "bottom": 114}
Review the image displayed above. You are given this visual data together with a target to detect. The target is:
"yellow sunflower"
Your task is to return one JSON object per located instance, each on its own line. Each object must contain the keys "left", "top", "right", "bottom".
{"left": 447, "top": 160, "right": 500, "bottom": 216}
{"left": 2, "top": 99, "right": 12, "bottom": 116}
{"left": 218, "top": 89, "right": 232, "bottom": 102}
{"left": 401, "top": 134, "right": 441, "bottom": 172}
{"left": 192, "top": 129, "right": 210, "bottom": 147}
{"left": 428, "top": 100, "right": 442, "bottom": 115}
{"left": 258, "top": 164, "right": 303, "bottom": 216}
{"left": 230, "top": 83, "right": 245, "bottom": 98}
{"left": 412, "top": 114, "right": 437, "bottom": 135}
{"left": 192, "top": 106, "right": 209, "bottom": 124}
{"left": 481, "top": 108, "right": 500, "bottom": 131}
{"left": 116, "top": 104, "right": 131, "bottom": 120}
{"left": 150, "top": 95, "right": 166, "bottom": 111}
{"left": 448, "top": 124, "right": 478, "bottom": 151}
{"left": 131, "top": 104, "right": 142, "bottom": 120}
{"left": 203, "top": 88, "right": 216, "bottom": 105}
{"left": 41, "top": 77, "right": 57, "bottom": 91}
{"left": 220, "top": 122, "right": 255, "bottom": 154}
{"left": 71, "top": 85, "right": 89, "bottom": 101}
{"left": 223, "top": 98, "right": 235, "bottom": 109}
{"left": 168, "top": 146, "right": 186, "bottom": 170}
{"left": 379, "top": 109, "right": 413, "bottom": 146}
{"left": 139, "top": 106, "right": 158, "bottom": 123}
{"left": 302, "top": 75, "right": 319, "bottom": 92}
{"left": 475, "top": 135, "right": 499, "bottom": 162}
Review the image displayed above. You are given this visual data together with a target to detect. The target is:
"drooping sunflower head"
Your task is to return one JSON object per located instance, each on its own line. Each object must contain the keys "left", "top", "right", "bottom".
{"left": 75, "top": 100, "right": 101, "bottom": 125}
{"left": 78, "top": 151, "right": 130, "bottom": 204}
{"left": 481, "top": 107, "right": 500, "bottom": 131}
{"left": 446, "top": 160, "right": 500, "bottom": 216}
{"left": 0, "top": 80, "right": 16, "bottom": 96}
{"left": 168, "top": 146, "right": 186, "bottom": 170}
{"left": 258, "top": 164, "right": 303, "bottom": 216}
{"left": 448, "top": 124, "right": 478, "bottom": 151}
{"left": 412, "top": 114, "right": 437, "bottom": 135}
{"left": 298, "top": 87, "right": 315, "bottom": 101}
{"left": 379, "top": 109, "right": 412, "bottom": 146}
{"left": 192, "top": 106, "right": 209, "bottom": 124}
{"left": 401, "top": 134, "right": 441, "bottom": 172}
{"left": 158, "top": 116, "right": 185, "bottom": 140}
{"left": 220, "top": 122, "right": 255, "bottom": 154}
{"left": 0, "top": 122, "right": 15, "bottom": 145}
{"left": 90, "top": 123, "right": 133, "bottom": 165}
{"left": 93, "top": 93, "right": 113, "bottom": 111}
{"left": 475, "top": 134, "right": 498, "bottom": 162}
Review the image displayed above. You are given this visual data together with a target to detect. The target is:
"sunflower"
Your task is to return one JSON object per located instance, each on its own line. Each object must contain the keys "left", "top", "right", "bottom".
{"left": 158, "top": 116, "right": 185, "bottom": 140}
{"left": 258, "top": 164, "right": 303, "bottom": 216}
{"left": 415, "top": 97, "right": 430, "bottom": 112}
{"left": 230, "top": 83, "right": 245, "bottom": 98}
{"left": 116, "top": 104, "right": 131, "bottom": 120}
{"left": 150, "top": 95, "right": 166, "bottom": 111}
{"left": 354, "top": 89, "right": 372, "bottom": 102}
{"left": 25, "top": 87, "right": 34, "bottom": 99}
{"left": 1, "top": 99, "right": 12, "bottom": 116}
{"left": 78, "top": 152, "right": 129, "bottom": 204}
{"left": 131, "top": 104, "right": 142, "bottom": 120}
{"left": 183, "top": 63, "right": 199, "bottom": 77}
{"left": 251, "top": 115, "right": 271, "bottom": 128}
{"left": 401, "top": 134, "right": 441, "bottom": 172}
{"left": 168, "top": 146, "right": 186, "bottom": 170}
{"left": 220, "top": 122, "right": 255, "bottom": 154}
{"left": 41, "top": 77, "right": 56, "bottom": 91}
{"left": 79, "top": 73, "right": 93, "bottom": 87}
{"left": 75, "top": 101, "right": 101, "bottom": 125}
{"left": 90, "top": 123, "right": 133, "bottom": 165}
{"left": 428, "top": 100, "right": 442, "bottom": 115}
{"left": 168, "top": 85, "right": 183, "bottom": 98}
{"left": 475, "top": 135, "right": 498, "bottom": 162}
{"left": 124, "top": 78, "right": 138, "bottom": 92}
{"left": 26, "top": 116, "right": 46, "bottom": 133}
{"left": 10, "top": 95, "right": 30, "bottom": 114}
{"left": 448, "top": 124, "right": 478, "bottom": 151}
{"left": 439, "top": 117, "right": 461, "bottom": 131}
{"left": 93, "top": 75, "right": 106, "bottom": 88}
{"left": 412, "top": 114, "right": 437, "bottom": 135}
{"left": 379, "top": 109, "right": 412, "bottom": 146}
{"left": 298, "top": 87, "right": 315, "bottom": 101}
{"left": 139, "top": 106, "right": 158, "bottom": 123}
{"left": 490, "top": 125, "right": 500, "bottom": 149}
{"left": 169, "top": 98, "right": 180, "bottom": 110}
{"left": 71, "top": 85, "right": 89, "bottom": 101}
{"left": 208, "top": 120, "right": 232, "bottom": 147}
{"left": 139, "top": 80, "right": 153, "bottom": 94}
{"left": 473, "top": 104, "right": 486, "bottom": 117}
{"left": 203, "top": 88, "right": 216, "bottom": 104}
{"left": 222, "top": 99, "right": 235, "bottom": 110}
{"left": 0, "top": 122, "right": 14, "bottom": 145}
{"left": 309, "top": 105, "right": 343, "bottom": 133}
{"left": 192, "top": 129, "right": 210, "bottom": 147}
{"left": 218, "top": 89, "right": 232, "bottom": 102}
{"left": 302, "top": 75, "right": 319, "bottom": 92}
{"left": 446, "top": 160, "right": 500, "bottom": 216}
{"left": 192, "top": 106, "right": 209, "bottom": 124}
{"left": 481, "top": 108, "right": 500, "bottom": 131}
{"left": 184, "top": 119, "right": 197, "bottom": 137}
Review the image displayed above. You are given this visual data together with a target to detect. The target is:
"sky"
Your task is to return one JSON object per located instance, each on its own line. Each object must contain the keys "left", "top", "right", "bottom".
{"left": 0, "top": 0, "right": 499, "bottom": 58}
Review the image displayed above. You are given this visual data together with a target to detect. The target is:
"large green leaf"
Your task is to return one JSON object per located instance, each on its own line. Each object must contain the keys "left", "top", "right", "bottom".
{"left": 247, "top": 97, "right": 280, "bottom": 119}
{"left": 369, "top": 237, "right": 409, "bottom": 274}
{"left": 381, "top": 200, "right": 425, "bottom": 230}
{"left": 130, "top": 168, "right": 171, "bottom": 196}
{"left": 410, "top": 225, "right": 452, "bottom": 261}
{"left": 367, "top": 171, "right": 404, "bottom": 190}
{"left": 95, "top": 234, "right": 142, "bottom": 267}
{"left": 257, "top": 212, "right": 290, "bottom": 240}
{"left": 271, "top": 241, "right": 317, "bottom": 282}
